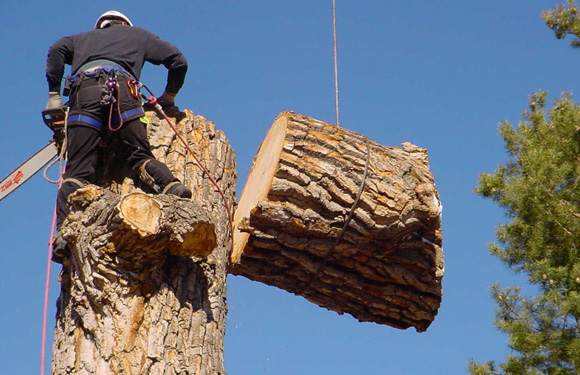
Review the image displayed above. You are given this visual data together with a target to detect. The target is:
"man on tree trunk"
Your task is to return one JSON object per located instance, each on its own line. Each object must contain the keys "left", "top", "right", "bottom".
{"left": 45, "top": 10, "right": 192, "bottom": 263}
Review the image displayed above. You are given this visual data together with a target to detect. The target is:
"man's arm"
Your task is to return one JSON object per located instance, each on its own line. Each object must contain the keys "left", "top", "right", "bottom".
{"left": 46, "top": 36, "right": 74, "bottom": 93}
{"left": 144, "top": 31, "right": 188, "bottom": 101}
{"left": 45, "top": 36, "right": 74, "bottom": 109}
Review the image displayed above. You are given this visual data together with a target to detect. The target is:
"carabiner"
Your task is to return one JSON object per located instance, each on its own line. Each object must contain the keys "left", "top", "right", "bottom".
{"left": 127, "top": 79, "right": 140, "bottom": 99}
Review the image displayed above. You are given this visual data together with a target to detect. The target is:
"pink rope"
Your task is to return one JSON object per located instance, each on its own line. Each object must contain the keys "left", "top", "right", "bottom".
{"left": 41, "top": 202, "right": 58, "bottom": 375}
{"left": 41, "top": 161, "right": 65, "bottom": 375}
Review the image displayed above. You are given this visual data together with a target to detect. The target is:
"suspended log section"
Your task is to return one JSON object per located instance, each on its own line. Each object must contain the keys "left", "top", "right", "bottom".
{"left": 230, "top": 111, "right": 444, "bottom": 332}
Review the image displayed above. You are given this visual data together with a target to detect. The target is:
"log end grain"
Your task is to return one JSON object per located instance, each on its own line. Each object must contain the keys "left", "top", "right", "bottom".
{"left": 118, "top": 193, "right": 162, "bottom": 236}
{"left": 232, "top": 113, "right": 288, "bottom": 263}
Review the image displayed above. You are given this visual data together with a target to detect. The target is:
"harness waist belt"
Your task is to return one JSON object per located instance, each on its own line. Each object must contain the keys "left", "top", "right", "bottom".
{"left": 67, "top": 65, "right": 134, "bottom": 84}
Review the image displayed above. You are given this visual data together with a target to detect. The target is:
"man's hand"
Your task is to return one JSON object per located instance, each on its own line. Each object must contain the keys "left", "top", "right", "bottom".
{"left": 157, "top": 91, "right": 176, "bottom": 107}
{"left": 46, "top": 91, "right": 63, "bottom": 109}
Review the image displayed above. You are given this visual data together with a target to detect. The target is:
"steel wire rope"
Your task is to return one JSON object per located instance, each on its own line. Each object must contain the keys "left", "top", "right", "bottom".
{"left": 298, "top": 136, "right": 370, "bottom": 294}
{"left": 332, "top": 0, "right": 340, "bottom": 127}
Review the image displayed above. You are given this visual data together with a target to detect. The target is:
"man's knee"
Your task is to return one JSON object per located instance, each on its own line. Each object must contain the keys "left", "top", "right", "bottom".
{"left": 60, "top": 178, "right": 88, "bottom": 196}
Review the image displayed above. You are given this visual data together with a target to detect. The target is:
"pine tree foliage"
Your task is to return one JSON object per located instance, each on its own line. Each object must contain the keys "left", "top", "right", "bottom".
{"left": 544, "top": 0, "right": 580, "bottom": 48}
{"left": 469, "top": 91, "right": 580, "bottom": 374}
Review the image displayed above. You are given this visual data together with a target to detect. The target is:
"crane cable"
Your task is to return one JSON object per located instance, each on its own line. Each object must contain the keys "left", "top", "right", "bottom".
{"left": 332, "top": 0, "right": 340, "bottom": 127}
{"left": 299, "top": 1, "right": 371, "bottom": 295}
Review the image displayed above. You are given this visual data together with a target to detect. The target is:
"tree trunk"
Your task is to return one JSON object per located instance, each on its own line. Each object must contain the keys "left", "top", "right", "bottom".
{"left": 230, "top": 111, "right": 443, "bottom": 332}
{"left": 51, "top": 109, "right": 236, "bottom": 375}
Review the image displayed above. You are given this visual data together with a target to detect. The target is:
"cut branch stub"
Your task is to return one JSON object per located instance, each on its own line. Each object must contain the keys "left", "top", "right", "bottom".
{"left": 116, "top": 192, "right": 217, "bottom": 258}
{"left": 118, "top": 192, "right": 162, "bottom": 236}
{"left": 230, "top": 111, "right": 444, "bottom": 332}
{"left": 65, "top": 185, "right": 218, "bottom": 266}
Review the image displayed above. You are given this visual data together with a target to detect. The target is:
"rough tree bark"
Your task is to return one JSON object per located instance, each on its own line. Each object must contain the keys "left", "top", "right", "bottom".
{"left": 230, "top": 112, "right": 443, "bottom": 332}
{"left": 51, "top": 108, "right": 236, "bottom": 375}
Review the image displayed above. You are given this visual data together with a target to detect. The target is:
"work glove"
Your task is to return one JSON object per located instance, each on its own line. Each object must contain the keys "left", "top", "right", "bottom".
{"left": 157, "top": 91, "right": 176, "bottom": 107}
{"left": 46, "top": 91, "right": 63, "bottom": 109}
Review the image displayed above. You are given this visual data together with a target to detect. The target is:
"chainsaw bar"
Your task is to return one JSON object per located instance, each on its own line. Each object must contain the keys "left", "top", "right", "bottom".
{"left": 0, "top": 141, "right": 58, "bottom": 202}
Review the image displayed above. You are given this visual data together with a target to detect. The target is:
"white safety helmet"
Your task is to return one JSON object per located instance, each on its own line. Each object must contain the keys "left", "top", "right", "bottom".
{"left": 94, "top": 10, "right": 133, "bottom": 29}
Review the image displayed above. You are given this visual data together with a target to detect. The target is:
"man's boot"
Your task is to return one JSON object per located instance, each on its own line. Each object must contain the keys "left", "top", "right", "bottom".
{"left": 162, "top": 181, "right": 193, "bottom": 199}
{"left": 52, "top": 232, "right": 70, "bottom": 264}
{"left": 137, "top": 160, "right": 192, "bottom": 198}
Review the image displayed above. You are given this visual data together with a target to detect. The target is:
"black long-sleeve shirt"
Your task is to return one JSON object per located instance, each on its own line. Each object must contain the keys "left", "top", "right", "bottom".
{"left": 46, "top": 25, "right": 187, "bottom": 94}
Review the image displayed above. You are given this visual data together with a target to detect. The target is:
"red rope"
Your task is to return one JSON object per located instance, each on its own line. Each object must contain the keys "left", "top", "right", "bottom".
{"left": 108, "top": 84, "right": 124, "bottom": 132}
{"left": 152, "top": 100, "right": 234, "bottom": 247}
{"left": 41, "top": 154, "right": 65, "bottom": 375}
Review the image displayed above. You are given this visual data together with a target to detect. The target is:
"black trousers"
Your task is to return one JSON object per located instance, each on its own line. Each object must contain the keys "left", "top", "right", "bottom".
{"left": 56, "top": 70, "right": 177, "bottom": 228}
{"left": 56, "top": 123, "right": 177, "bottom": 227}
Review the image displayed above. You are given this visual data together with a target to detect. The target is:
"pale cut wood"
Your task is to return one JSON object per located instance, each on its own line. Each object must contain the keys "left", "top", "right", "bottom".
{"left": 230, "top": 111, "right": 443, "bottom": 332}
{"left": 50, "top": 109, "right": 236, "bottom": 375}
{"left": 232, "top": 115, "right": 286, "bottom": 258}
{"left": 118, "top": 192, "right": 162, "bottom": 236}
{"left": 117, "top": 192, "right": 218, "bottom": 258}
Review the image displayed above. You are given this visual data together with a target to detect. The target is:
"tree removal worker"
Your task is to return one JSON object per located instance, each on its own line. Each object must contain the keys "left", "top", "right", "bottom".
{"left": 45, "top": 10, "right": 192, "bottom": 262}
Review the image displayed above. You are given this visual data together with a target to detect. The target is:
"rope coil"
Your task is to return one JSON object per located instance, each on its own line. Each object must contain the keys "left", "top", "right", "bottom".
{"left": 43, "top": 108, "right": 69, "bottom": 185}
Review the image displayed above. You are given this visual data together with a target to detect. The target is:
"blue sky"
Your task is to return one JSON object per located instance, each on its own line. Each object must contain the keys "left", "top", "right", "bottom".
{"left": 1, "top": 1, "right": 578, "bottom": 374}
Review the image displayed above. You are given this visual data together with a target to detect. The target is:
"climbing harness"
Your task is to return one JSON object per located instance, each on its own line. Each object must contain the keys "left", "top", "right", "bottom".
{"left": 140, "top": 84, "right": 235, "bottom": 248}
{"left": 65, "top": 65, "right": 144, "bottom": 132}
